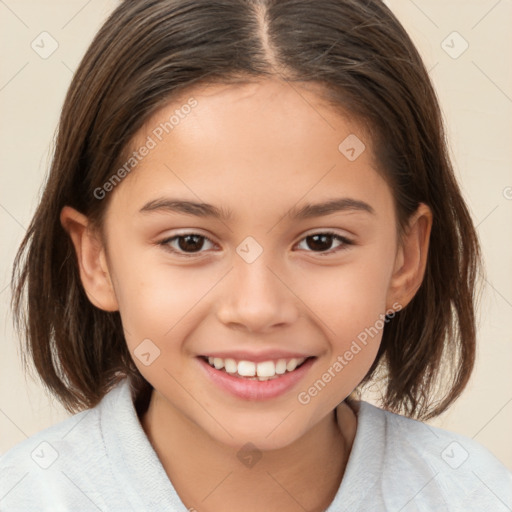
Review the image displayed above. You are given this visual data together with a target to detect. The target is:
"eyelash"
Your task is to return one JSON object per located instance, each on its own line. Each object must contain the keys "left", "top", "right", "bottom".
{"left": 158, "top": 231, "right": 354, "bottom": 258}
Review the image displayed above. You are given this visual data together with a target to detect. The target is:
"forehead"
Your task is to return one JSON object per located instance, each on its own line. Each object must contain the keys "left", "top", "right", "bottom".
{"left": 132, "top": 78, "right": 373, "bottom": 165}
{"left": 109, "top": 79, "right": 392, "bottom": 222}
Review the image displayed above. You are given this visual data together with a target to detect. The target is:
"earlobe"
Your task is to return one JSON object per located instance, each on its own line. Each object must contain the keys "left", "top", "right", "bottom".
{"left": 386, "top": 203, "right": 433, "bottom": 310}
{"left": 60, "top": 206, "right": 119, "bottom": 312}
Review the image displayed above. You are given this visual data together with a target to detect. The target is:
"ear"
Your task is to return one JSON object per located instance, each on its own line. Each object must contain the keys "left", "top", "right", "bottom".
{"left": 60, "top": 206, "right": 119, "bottom": 312}
{"left": 386, "top": 203, "right": 433, "bottom": 310}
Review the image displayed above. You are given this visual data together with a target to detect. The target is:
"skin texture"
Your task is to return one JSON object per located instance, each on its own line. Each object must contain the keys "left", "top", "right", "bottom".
{"left": 61, "top": 78, "right": 432, "bottom": 512}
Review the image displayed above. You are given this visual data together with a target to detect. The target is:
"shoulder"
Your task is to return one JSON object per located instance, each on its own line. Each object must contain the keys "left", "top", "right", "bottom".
{"left": 354, "top": 401, "right": 512, "bottom": 511}
{"left": 0, "top": 381, "right": 128, "bottom": 511}
{"left": 0, "top": 403, "right": 103, "bottom": 470}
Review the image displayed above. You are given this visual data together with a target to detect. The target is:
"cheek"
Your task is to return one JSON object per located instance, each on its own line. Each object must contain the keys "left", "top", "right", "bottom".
{"left": 112, "top": 251, "right": 223, "bottom": 348}
{"left": 303, "top": 252, "right": 394, "bottom": 336}
{"left": 296, "top": 272, "right": 387, "bottom": 411}
{"left": 296, "top": 246, "right": 395, "bottom": 390}
{"left": 113, "top": 261, "right": 223, "bottom": 384}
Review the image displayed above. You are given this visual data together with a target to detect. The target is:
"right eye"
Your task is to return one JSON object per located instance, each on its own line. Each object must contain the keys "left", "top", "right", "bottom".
{"left": 159, "top": 233, "right": 217, "bottom": 257}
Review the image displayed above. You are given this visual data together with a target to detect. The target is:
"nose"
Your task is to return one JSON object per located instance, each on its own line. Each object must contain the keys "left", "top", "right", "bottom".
{"left": 216, "top": 255, "right": 300, "bottom": 333}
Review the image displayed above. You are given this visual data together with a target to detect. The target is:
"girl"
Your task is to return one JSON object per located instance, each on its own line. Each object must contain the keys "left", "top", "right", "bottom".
{"left": 1, "top": 0, "right": 511, "bottom": 510}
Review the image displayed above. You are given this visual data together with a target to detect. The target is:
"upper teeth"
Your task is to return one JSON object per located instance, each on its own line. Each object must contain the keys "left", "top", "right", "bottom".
{"left": 207, "top": 357, "right": 306, "bottom": 379}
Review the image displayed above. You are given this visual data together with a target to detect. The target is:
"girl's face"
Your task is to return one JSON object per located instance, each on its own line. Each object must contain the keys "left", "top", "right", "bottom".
{"left": 67, "top": 79, "right": 430, "bottom": 450}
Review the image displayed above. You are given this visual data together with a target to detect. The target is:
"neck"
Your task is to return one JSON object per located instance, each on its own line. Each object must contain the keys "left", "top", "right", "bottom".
{"left": 140, "top": 391, "right": 357, "bottom": 512}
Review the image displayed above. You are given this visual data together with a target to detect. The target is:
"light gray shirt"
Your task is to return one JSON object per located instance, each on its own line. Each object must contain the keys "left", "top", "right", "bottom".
{"left": 1, "top": 377, "right": 511, "bottom": 511}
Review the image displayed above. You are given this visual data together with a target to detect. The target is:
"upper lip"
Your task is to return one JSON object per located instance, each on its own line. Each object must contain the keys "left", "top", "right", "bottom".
{"left": 199, "top": 351, "right": 316, "bottom": 363}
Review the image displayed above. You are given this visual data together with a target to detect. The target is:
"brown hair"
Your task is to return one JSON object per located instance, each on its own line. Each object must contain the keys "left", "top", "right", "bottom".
{"left": 11, "top": 0, "right": 482, "bottom": 420}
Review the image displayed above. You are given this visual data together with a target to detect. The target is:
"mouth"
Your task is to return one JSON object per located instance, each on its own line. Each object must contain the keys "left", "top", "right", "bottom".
{"left": 196, "top": 354, "right": 317, "bottom": 401}
{"left": 198, "top": 355, "right": 313, "bottom": 381}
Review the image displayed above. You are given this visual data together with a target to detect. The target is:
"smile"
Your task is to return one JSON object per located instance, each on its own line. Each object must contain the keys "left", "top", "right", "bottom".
{"left": 197, "top": 355, "right": 317, "bottom": 401}
{"left": 200, "top": 356, "right": 310, "bottom": 381}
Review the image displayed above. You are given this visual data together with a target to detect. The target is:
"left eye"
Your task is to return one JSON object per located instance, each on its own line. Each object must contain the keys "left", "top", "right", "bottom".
{"left": 296, "top": 232, "right": 352, "bottom": 255}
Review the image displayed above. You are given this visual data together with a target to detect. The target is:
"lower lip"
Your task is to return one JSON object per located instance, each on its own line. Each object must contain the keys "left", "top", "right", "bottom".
{"left": 197, "top": 357, "right": 316, "bottom": 401}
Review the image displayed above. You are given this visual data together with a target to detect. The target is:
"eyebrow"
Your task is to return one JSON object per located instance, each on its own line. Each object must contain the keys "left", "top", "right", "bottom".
{"left": 139, "top": 197, "right": 375, "bottom": 220}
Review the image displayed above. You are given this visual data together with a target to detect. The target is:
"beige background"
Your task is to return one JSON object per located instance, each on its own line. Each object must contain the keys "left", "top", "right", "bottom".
{"left": 1, "top": 0, "right": 511, "bottom": 470}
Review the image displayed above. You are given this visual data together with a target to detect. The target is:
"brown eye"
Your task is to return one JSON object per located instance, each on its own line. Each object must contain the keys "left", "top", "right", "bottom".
{"left": 160, "top": 233, "right": 216, "bottom": 256}
{"left": 297, "top": 232, "right": 353, "bottom": 255}
{"left": 177, "top": 234, "right": 206, "bottom": 252}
